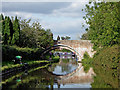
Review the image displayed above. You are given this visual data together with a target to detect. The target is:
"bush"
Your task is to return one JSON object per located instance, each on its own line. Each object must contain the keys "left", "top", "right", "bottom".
{"left": 81, "top": 52, "right": 93, "bottom": 73}
{"left": 91, "top": 45, "right": 120, "bottom": 88}
{"left": 82, "top": 45, "right": 120, "bottom": 88}
{"left": 2, "top": 45, "right": 44, "bottom": 62}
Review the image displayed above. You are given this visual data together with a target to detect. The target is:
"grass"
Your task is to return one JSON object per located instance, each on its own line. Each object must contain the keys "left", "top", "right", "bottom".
{"left": 2, "top": 55, "right": 59, "bottom": 71}
{"left": 2, "top": 63, "right": 51, "bottom": 85}
{"left": 2, "top": 60, "right": 50, "bottom": 71}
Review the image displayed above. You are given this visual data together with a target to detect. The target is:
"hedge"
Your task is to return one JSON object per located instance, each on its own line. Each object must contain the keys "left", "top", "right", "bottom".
{"left": 2, "top": 45, "right": 44, "bottom": 62}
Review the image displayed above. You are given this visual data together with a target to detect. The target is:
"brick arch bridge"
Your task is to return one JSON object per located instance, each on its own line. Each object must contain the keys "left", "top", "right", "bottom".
{"left": 41, "top": 40, "right": 96, "bottom": 61}
{"left": 41, "top": 40, "right": 96, "bottom": 85}
{"left": 57, "top": 40, "right": 96, "bottom": 61}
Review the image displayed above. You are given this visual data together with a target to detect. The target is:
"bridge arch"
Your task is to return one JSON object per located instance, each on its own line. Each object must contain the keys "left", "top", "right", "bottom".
{"left": 41, "top": 44, "right": 80, "bottom": 59}
{"left": 41, "top": 40, "right": 96, "bottom": 61}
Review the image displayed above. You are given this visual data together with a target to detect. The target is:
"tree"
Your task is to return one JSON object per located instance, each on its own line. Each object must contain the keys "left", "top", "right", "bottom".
{"left": 82, "top": 2, "right": 120, "bottom": 48}
{"left": 81, "top": 33, "right": 89, "bottom": 40}
{"left": 19, "top": 19, "right": 37, "bottom": 48}
{"left": 3, "top": 16, "right": 12, "bottom": 45}
{"left": 61, "top": 36, "right": 71, "bottom": 40}
{"left": 0, "top": 14, "right": 5, "bottom": 43}
{"left": 11, "top": 16, "right": 20, "bottom": 45}
{"left": 19, "top": 19, "right": 54, "bottom": 49}
{"left": 61, "top": 37, "right": 65, "bottom": 40}
{"left": 65, "top": 36, "right": 71, "bottom": 40}
{"left": 57, "top": 35, "right": 60, "bottom": 40}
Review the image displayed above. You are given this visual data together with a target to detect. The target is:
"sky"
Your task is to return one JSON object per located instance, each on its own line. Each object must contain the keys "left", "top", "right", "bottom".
{"left": 1, "top": 0, "right": 90, "bottom": 40}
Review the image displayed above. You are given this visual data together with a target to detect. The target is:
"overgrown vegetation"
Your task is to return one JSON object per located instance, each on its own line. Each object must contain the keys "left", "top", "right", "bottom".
{"left": 0, "top": 14, "right": 54, "bottom": 48}
{"left": 2, "top": 60, "right": 50, "bottom": 71}
{"left": 92, "top": 45, "right": 119, "bottom": 88}
{"left": 2, "top": 63, "right": 51, "bottom": 85}
{"left": 0, "top": 14, "right": 54, "bottom": 64}
{"left": 55, "top": 49, "right": 71, "bottom": 52}
{"left": 2, "top": 45, "right": 43, "bottom": 62}
{"left": 81, "top": 52, "right": 93, "bottom": 73}
{"left": 82, "top": 45, "right": 120, "bottom": 88}
{"left": 82, "top": 2, "right": 120, "bottom": 49}
{"left": 81, "top": 1, "right": 120, "bottom": 88}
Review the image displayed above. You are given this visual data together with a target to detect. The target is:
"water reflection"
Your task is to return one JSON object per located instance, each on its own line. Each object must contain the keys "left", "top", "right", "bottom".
{"left": 48, "top": 54, "right": 78, "bottom": 75}
{"left": 48, "top": 83, "right": 91, "bottom": 88}
{"left": 2, "top": 52, "right": 94, "bottom": 89}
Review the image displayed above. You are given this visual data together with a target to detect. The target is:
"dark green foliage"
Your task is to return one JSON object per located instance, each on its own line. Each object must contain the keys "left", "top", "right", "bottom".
{"left": 57, "top": 35, "right": 60, "bottom": 40}
{"left": 81, "top": 52, "right": 93, "bottom": 73}
{"left": 3, "top": 16, "right": 11, "bottom": 45}
{"left": 61, "top": 36, "right": 71, "bottom": 40}
{"left": 19, "top": 19, "right": 54, "bottom": 49}
{"left": 0, "top": 14, "right": 4, "bottom": 43}
{"left": 1, "top": 14, "right": 54, "bottom": 62}
{"left": 82, "top": 45, "right": 120, "bottom": 88}
{"left": 2, "top": 45, "right": 44, "bottom": 62}
{"left": 81, "top": 33, "right": 89, "bottom": 40}
{"left": 65, "top": 36, "right": 71, "bottom": 40}
{"left": 55, "top": 49, "right": 71, "bottom": 52}
{"left": 61, "top": 37, "right": 65, "bottom": 40}
{"left": 82, "top": 2, "right": 120, "bottom": 48}
{"left": 1, "top": 15, "right": 14, "bottom": 45}
{"left": 91, "top": 45, "right": 120, "bottom": 88}
{"left": 82, "top": 1, "right": 120, "bottom": 88}
{"left": 11, "top": 16, "right": 20, "bottom": 45}
{"left": 1, "top": 14, "right": 54, "bottom": 49}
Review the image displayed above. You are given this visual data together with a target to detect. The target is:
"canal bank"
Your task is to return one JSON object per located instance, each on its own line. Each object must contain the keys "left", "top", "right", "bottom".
{"left": 82, "top": 45, "right": 120, "bottom": 88}
{"left": 2, "top": 58, "right": 60, "bottom": 85}
{"left": 2, "top": 52, "right": 94, "bottom": 89}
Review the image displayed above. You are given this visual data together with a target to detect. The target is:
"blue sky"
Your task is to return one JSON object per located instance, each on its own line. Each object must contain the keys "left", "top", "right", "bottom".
{"left": 1, "top": 1, "right": 89, "bottom": 40}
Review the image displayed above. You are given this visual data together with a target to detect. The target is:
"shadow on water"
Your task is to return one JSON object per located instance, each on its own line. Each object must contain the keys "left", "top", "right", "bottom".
{"left": 2, "top": 53, "right": 94, "bottom": 89}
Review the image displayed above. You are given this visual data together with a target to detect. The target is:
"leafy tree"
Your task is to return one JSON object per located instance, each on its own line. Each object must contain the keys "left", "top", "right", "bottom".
{"left": 61, "top": 36, "right": 71, "bottom": 40}
{"left": 61, "top": 37, "right": 65, "bottom": 40}
{"left": 81, "top": 32, "right": 89, "bottom": 40}
{"left": 46, "top": 29, "right": 54, "bottom": 47}
{"left": 57, "top": 35, "right": 60, "bottom": 40}
{"left": 1, "top": 15, "right": 54, "bottom": 49}
{"left": 11, "top": 16, "right": 20, "bottom": 45}
{"left": 19, "top": 19, "right": 37, "bottom": 48}
{"left": 0, "top": 14, "right": 4, "bottom": 43}
{"left": 65, "top": 36, "right": 71, "bottom": 40}
{"left": 19, "top": 19, "right": 54, "bottom": 49}
{"left": 82, "top": 2, "right": 120, "bottom": 48}
{"left": 3, "top": 16, "right": 13, "bottom": 45}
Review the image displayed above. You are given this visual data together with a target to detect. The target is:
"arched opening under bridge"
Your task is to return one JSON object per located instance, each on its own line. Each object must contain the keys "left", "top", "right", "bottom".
{"left": 41, "top": 44, "right": 80, "bottom": 60}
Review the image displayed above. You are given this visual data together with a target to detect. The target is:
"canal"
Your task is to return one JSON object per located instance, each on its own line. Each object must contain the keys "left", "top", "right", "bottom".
{"left": 2, "top": 52, "right": 93, "bottom": 89}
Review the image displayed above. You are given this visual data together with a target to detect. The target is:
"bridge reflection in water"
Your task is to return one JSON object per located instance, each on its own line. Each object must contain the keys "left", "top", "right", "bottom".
{"left": 48, "top": 53, "right": 96, "bottom": 88}
{"left": 2, "top": 53, "right": 95, "bottom": 89}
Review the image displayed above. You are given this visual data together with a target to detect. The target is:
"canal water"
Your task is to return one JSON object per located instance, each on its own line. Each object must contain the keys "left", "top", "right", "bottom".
{"left": 2, "top": 52, "right": 92, "bottom": 89}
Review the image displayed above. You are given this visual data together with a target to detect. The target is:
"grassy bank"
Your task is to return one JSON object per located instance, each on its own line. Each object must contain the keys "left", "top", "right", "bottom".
{"left": 82, "top": 45, "right": 120, "bottom": 88}
{"left": 2, "top": 60, "right": 50, "bottom": 71}
{"left": 2, "top": 63, "right": 51, "bottom": 85}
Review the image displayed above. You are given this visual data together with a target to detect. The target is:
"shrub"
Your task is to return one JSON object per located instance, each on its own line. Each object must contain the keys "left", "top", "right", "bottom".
{"left": 2, "top": 45, "right": 44, "bottom": 62}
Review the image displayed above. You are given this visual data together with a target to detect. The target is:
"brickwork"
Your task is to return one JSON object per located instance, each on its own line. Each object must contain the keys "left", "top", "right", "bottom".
{"left": 57, "top": 40, "right": 96, "bottom": 61}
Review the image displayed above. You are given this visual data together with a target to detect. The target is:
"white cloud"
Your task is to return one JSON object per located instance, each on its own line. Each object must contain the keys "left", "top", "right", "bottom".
{"left": 2, "top": 11, "right": 33, "bottom": 20}
{"left": 40, "top": 17, "right": 87, "bottom": 39}
{"left": 52, "top": 2, "right": 88, "bottom": 17}
{"left": 2, "top": 2, "right": 89, "bottom": 40}
{"left": 2, "top": 0, "right": 89, "bottom": 2}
